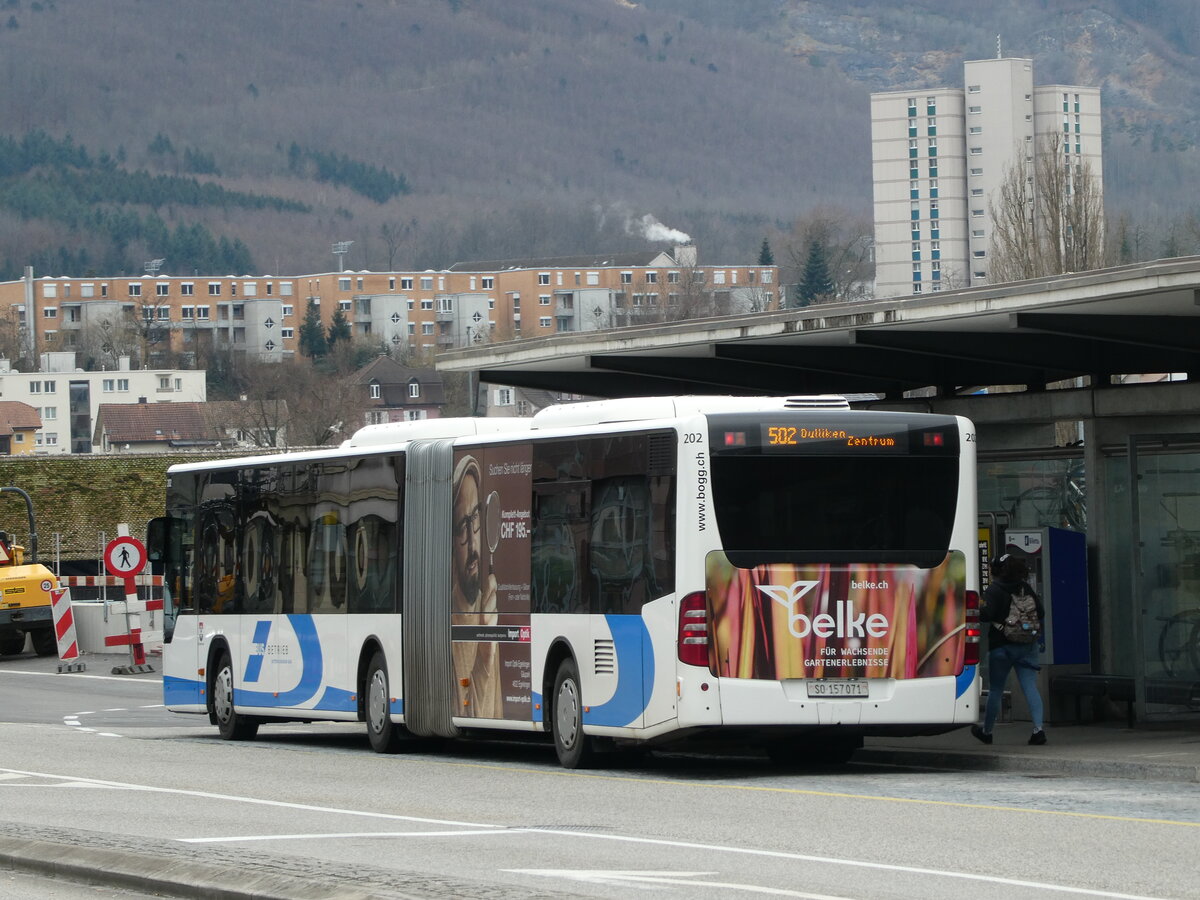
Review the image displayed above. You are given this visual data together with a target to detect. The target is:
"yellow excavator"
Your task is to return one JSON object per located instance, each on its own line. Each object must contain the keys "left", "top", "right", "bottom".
{"left": 0, "top": 487, "right": 60, "bottom": 657}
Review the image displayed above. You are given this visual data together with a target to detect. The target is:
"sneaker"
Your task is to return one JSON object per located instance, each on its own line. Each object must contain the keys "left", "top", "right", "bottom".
{"left": 970, "top": 725, "right": 993, "bottom": 745}
{"left": 1028, "top": 730, "right": 1047, "bottom": 745}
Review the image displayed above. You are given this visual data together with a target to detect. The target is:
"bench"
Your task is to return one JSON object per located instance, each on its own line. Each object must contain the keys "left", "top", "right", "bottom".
{"left": 1051, "top": 675, "right": 1135, "bottom": 727}
{"left": 1051, "top": 675, "right": 1200, "bottom": 727}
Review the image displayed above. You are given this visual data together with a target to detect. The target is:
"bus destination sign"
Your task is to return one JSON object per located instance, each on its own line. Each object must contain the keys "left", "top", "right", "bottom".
{"left": 757, "top": 424, "right": 907, "bottom": 453}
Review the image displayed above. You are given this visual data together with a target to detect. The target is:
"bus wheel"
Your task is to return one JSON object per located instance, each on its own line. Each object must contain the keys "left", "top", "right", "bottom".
{"left": 552, "top": 657, "right": 595, "bottom": 769}
{"left": 31, "top": 628, "right": 57, "bottom": 657}
{"left": 365, "top": 650, "right": 405, "bottom": 753}
{"left": 0, "top": 632, "right": 25, "bottom": 656}
{"left": 212, "top": 650, "right": 259, "bottom": 741}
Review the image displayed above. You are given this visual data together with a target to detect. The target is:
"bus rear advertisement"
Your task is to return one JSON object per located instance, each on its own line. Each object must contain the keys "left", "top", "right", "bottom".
{"left": 152, "top": 395, "right": 980, "bottom": 767}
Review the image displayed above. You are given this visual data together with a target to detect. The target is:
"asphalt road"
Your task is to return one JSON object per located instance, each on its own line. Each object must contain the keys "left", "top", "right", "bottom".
{"left": 1, "top": 650, "right": 1198, "bottom": 900}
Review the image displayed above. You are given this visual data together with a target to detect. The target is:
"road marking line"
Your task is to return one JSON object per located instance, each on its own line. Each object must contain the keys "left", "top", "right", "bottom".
{"left": 418, "top": 759, "right": 1200, "bottom": 829}
{"left": 508, "top": 869, "right": 848, "bottom": 898}
{"left": 0, "top": 765, "right": 1181, "bottom": 900}
{"left": 521, "top": 828, "right": 1170, "bottom": 900}
{"left": 0, "top": 670, "right": 159, "bottom": 685}
{"left": 0, "top": 767, "right": 494, "bottom": 828}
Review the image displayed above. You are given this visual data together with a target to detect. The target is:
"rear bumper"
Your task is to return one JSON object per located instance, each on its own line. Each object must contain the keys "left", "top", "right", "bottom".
{"left": 0, "top": 606, "right": 53, "bottom": 629}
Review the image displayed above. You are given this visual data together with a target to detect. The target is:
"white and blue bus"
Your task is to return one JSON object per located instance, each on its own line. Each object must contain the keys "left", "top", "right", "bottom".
{"left": 152, "top": 396, "right": 981, "bottom": 767}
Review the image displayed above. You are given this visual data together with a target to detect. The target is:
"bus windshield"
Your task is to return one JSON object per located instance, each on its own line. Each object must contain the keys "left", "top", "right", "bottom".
{"left": 711, "top": 454, "right": 959, "bottom": 568}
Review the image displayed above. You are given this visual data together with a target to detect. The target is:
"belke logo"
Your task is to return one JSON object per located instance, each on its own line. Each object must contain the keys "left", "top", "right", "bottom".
{"left": 758, "top": 580, "right": 890, "bottom": 640}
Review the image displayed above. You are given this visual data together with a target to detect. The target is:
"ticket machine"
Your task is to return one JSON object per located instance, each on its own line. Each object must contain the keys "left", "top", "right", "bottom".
{"left": 1002, "top": 526, "right": 1089, "bottom": 666}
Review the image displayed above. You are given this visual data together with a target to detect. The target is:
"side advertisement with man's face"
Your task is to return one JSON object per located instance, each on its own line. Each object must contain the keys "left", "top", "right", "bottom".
{"left": 450, "top": 445, "right": 533, "bottom": 720}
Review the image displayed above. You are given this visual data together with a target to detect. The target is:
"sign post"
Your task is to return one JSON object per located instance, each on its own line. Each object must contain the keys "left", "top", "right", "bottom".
{"left": 103, "top": 536, "right": 154, "bottom": 674}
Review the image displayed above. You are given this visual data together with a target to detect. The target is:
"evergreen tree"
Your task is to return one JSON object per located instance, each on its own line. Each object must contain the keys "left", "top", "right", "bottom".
{"left": 298, "top": 300, "right": 328, "bottom": 358}
{"left": 758, "top": 238, "right": 774, "bottom": 266}
{"left": 327, "top": 307, "right": 351, "bottom": 346}
{"left": 796, "top": 240, "right": 834, "bottom": 306}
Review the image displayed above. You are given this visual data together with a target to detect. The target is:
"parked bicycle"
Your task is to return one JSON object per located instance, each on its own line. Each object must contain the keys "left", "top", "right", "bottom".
{"left": 1157, "top": 608, "right": 1200, "bottom": 679}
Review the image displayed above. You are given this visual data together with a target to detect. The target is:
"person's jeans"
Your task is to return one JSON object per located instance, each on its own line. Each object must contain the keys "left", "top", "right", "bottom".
{"left": 983, "top": 642, "right": 1044, "bottom": 732}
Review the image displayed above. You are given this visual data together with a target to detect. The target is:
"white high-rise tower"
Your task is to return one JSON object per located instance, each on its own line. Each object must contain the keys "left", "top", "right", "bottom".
{"left": 870, "top": 58, "right": 1102, "bottom": 299}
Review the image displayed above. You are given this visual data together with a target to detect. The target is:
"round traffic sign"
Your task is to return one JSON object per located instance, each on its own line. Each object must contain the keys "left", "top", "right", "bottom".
{"left": 104, "top": 536, "right": 147, "bottom": 577}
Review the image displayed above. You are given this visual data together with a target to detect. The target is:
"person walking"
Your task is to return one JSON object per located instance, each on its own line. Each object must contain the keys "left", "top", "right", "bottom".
{"left": 972, "top": 553, "right": 1048, "bottom": 745}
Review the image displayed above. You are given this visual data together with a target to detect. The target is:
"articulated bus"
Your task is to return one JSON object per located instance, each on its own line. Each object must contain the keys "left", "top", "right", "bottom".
{"left": 152, "top": 395, "right": 981, "bottom": 768}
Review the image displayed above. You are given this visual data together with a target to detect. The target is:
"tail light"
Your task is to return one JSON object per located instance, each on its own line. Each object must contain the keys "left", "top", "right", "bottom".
{"left": 677, "top": 591, "right": 711, "bottom": 668}
{"left": 963, "top": 589, "right": 981, "bottom": 667}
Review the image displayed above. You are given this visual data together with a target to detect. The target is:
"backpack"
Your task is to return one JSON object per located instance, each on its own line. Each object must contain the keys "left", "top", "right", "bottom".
{"left": 1000, "top": 584, "right": 1040, "bottom": 643}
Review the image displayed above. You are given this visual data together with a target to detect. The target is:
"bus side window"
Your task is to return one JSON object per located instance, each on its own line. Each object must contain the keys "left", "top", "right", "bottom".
{"left": 531, "top": 484, "right": 589, "bottom": 614}
{"left": 590, "top": 476, "right": 655, "bottom": 614}
{"left": 345, "top": 456, "right": 401, "bottom": 616}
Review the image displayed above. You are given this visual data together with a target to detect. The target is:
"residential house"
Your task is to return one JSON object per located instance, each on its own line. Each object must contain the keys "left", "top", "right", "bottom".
{"left": 0, "top": 402, "right": 41, "bottom": 455}
{"left": 92, "top": 401, "right": 228, "bottom": 453}
{"left": 354, "top": 356, "right": 446, "bottom": 425}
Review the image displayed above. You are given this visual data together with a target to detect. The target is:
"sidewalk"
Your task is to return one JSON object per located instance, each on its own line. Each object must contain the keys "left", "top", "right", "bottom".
{"left": 859, "top": 720, "right": 1200, "bottom": 783}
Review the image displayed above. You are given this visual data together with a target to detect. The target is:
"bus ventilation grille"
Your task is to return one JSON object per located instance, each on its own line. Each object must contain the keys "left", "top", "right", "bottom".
{"left": 783, "top": 395, "right": 851, "bottom": 410}
{"left": 648, "top": 434, "right": 674, "bottom": 474}
{"left": 593, "top": 639, "right": 615, "bottom": 676}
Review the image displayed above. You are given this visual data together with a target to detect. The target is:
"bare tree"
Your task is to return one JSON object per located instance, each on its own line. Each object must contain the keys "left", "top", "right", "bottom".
{"left": 287, "top": 361, "right": 369, "bottom": 446}
{"left": 72, "top": 310, "right": 143, "bottom": 370}
{"left": 625, "top": 267, "right": 728, "bottom": 324}
{"left": 214, "top": 360, "right": 292, "bottom": 448}
{"left": 989, "top": 132, "right": 1106, "bottom": 282}
{"left": 781, "top": 208, "right": 874, "bottom": 303}
{"left": 379, "top": 222, "right": 408, "bottom": 271}
{"left": 0, "top": 308, "right": 23, "bottom": 364}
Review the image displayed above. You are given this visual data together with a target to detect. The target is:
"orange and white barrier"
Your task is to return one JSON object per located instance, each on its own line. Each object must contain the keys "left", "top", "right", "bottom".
{"left": 104, "top": 556, "right": 156, "bottom": 676}
{"left": 50, "top": 586, "right": 86, "bottom": 673}
{"left": 59, "top": 575, "right": 163, "bottom": 588}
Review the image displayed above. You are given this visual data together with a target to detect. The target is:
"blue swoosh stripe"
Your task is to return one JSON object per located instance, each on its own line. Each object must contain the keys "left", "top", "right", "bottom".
{"left": 955, "top": 664, "right": 976, "bottom": 698}
{"left": 314, "top": 686, "right": 356, "bottom": 712}
{"left": 235, "top": 614, "right": 324, "bottom": 708}
{"left": 244, "top": 620, "right": 272, "bottom": 683}
{"left": 583, "top": 615, "right": 653, "bottom": 727}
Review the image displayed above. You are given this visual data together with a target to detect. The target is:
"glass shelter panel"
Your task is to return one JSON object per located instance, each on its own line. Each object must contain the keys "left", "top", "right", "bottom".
{"left": 1130, "top": 441, "right": 1200, "bottom": 720}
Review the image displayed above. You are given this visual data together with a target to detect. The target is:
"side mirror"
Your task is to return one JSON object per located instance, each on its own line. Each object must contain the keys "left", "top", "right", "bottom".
{"left": 146, "top": 517, "right": 168, "bottom": 562}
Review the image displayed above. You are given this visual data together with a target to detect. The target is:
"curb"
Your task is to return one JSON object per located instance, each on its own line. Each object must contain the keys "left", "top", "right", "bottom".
{"left": 855, "top": 746, "right": 1200, "bottom": 784}
{"left": 0, "top": 836, "right": 418, "bottom": 900}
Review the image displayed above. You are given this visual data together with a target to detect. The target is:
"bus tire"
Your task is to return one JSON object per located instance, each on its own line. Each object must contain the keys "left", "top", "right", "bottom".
{"left": 31, "top": 628, "right": 57, "bottom": 657}
{"left": 0, "top": 632, "right": 25, "bottom": 656}
{"left": 552, "top": 657, "right": 595, "bottom": 769}
{"left": 365, "top": 650, "right": 405, "bottom": 753}
{"left": 212, "top": 650, "right": 259, "bottom": 741}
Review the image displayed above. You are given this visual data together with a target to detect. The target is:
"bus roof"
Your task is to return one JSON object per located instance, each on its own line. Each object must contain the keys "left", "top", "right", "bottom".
{"left": 165, "top": 395, "right": 854, "bottom": 474}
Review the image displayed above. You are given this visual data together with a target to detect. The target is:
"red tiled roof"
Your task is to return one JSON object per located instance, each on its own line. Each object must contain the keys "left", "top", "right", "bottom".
{"left": 93, "top": 402, "right": 221, "bottom": 444}
{"left": 0, "top": 401, "right": 42, "bottom": 436}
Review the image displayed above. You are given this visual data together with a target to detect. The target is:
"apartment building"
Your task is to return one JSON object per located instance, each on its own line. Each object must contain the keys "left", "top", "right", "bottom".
{"left": 871, "top": 58, "right": 1102, "bottom": 298}
{"left": 0, "top": 352, "right": 205, "bottom": 454}
{"left": 0, "top": 246, "right": 779, "bottom": 365}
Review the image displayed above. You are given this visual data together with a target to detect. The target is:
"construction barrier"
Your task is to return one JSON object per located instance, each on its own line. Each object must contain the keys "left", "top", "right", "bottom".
{"left": 105, "top": 626, "right": 152, "bottom": 671}
{"left": 50, "top": 586, "right": 86, "bottom": 674}
{"left": 59, "top": 575, "right": 163, "bottom": 588}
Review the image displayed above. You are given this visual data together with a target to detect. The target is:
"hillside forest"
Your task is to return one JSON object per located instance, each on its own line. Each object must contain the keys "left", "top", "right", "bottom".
{"left": 3, "top": 0, "right": 1200, "bottom": 292}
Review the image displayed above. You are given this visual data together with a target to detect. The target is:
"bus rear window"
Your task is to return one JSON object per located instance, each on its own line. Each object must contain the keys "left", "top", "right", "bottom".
{"left": 710, "top": 455, "right": 959, "bottom": 568}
